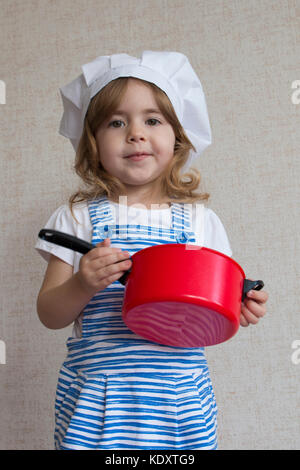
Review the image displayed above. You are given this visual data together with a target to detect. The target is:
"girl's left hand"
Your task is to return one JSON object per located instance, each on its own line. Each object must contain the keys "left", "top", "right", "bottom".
{"left": 240, "top": 286, "right": 268, "bottom": 327}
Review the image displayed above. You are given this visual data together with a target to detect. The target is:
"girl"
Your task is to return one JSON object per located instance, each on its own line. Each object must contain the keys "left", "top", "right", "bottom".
{"left": 35, "top": 51, "right": 268, "bottom": 450}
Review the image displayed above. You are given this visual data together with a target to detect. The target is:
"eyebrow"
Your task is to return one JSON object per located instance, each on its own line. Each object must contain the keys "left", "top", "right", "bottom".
{"left": 112, "top": 108, "right": 162, "bottom": 116}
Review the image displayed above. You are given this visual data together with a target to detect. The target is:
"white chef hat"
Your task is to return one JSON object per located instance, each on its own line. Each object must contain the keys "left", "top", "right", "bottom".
{"left": 59, "top": 50, "right": 212, "bottom": 170}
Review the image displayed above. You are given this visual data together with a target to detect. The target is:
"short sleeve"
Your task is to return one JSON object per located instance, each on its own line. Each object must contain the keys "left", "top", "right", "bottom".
{"left": 203, "top": 208, "right": 233, "bottom": 257}
{"left": 34, "top": 202, "right": 92, "bottom": 268}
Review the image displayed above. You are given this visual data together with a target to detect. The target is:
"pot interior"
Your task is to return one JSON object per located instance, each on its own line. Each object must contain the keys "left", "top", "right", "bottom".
{"left": 123, "top": 300, "right": 238, "bottom": 347}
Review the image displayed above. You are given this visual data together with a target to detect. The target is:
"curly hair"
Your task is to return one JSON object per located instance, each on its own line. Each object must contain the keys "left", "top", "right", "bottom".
{"left": 69, "top": 77, "right": 209, "bottom": 211}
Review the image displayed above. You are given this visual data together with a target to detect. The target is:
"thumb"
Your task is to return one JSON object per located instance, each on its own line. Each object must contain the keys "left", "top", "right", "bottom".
{"left": 96, "top": 237, "right": 111, "bottom": 247}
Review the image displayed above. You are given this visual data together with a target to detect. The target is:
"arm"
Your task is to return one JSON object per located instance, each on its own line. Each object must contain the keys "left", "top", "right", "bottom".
{"left": 37, "top": 255, "right": 90, "bottom": 329}
{"left": 36, "top": 238, "right": 132, "bottom": 330}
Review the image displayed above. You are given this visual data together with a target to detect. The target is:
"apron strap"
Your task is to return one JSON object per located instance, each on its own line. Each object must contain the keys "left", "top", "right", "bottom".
{"left": 87, "top": 196, "right": 200, "bottom": 244}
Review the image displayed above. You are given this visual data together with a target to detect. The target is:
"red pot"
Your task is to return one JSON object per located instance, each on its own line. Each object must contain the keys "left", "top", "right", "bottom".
{"left": 39, "top": 230, "right": 264, "bottom": 348}
{"left": 119, "top": 244, "right": 264, "bottom": 347}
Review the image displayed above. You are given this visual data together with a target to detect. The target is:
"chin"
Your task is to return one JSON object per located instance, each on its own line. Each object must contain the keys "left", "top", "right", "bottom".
{"left": 123, "top": 175, "right": 158, "bottom": 186}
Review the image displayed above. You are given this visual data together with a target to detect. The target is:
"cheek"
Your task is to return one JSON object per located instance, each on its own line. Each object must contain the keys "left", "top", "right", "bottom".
{"left": 163, "top": 138, "right": 176, "bottom": 159}
{"left": 96, "top": 135, "right": 114, "bottom": 163}
{"left": 167, "top": 129, "right": 176, "bottom": 153}
{"left": 96, "top": 144, "right": 111, "bottom": 172}
{"left": 156, "top": 129, "right": 176, "bottom": 156}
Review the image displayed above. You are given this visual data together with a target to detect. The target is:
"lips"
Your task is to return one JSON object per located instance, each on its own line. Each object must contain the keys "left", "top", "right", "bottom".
{"left": 124, "top": 152, "right": 151, "bottom": 161}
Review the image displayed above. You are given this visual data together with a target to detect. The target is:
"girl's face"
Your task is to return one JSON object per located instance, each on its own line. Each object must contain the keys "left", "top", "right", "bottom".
{"left": 95, "top": 78, "right": 176, "bottom": 199}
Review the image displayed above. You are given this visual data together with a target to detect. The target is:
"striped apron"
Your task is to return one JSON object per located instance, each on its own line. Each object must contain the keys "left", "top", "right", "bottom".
{"left": 54, "top": 196, "right": 218, "bottom": 450}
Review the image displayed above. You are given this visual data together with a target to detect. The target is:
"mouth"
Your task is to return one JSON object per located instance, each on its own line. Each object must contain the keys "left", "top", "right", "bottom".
{"left": 124, "top": 152, "right": 152, "bottom": 161}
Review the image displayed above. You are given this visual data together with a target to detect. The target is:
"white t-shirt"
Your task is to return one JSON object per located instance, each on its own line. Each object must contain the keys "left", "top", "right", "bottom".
{"left": 35, "top": 200, "right": 232, "bottom": 271}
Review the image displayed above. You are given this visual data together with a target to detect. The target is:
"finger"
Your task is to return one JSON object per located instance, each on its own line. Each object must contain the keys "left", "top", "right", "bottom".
{"left": 95, "top": 258, "right": 132, "bottom": 283}
{"left": 244, "top": 297, "right": 267, "bottom": 318}
{"left": 79, "top": 256, "right": 132, "bottom": 293}
{"left": 241, "top": 302, "right": 261, "bottom": 325}
{"left": 241, "top": 307, "right": 259, "bottom": 325}
{"left": 91, "top": 250, "right": 131, "bottom": 271}
{"left": 96, "top": 238, "right": 111, "bottom": 248}
{"left": 240, "top": 312, "right": 250, "bottom": 327}
{"left": 88, "top": 242, "right": 122, "bottom": 260}
{"left": 246, "top": 289, "right": 268, "bottom": 304}
{"left": 102, "top": 271, "right": 128, "bottom": 288}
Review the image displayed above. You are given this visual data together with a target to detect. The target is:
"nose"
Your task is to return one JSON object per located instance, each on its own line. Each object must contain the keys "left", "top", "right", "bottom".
{"left": 126, "top": 121, "right": 146, "bottom": 142}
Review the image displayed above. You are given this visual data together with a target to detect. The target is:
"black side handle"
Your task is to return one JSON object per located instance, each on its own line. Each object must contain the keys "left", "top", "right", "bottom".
{"left": 242, "top": 279, "right": 264, "bottom": 301}
{"left": 38, "top": 229, "right": 94, "bottom": 254}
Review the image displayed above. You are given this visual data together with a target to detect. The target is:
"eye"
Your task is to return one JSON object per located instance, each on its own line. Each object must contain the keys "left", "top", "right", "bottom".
{"left": 108, "top": 120, "right": 125, "bottom": 128}
{"left": 146, "top": 118, "right": 161, "bottom": 126}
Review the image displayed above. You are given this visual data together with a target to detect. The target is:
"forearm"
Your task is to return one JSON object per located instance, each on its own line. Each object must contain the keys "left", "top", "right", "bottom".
{"left": 37, "top": 273, "right": 95, "bottom": 330}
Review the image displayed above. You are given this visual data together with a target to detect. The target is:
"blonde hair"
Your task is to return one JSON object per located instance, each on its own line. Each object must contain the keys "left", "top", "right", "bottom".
{"left": 69, "top": 77, "right": 209, "bottom": 209}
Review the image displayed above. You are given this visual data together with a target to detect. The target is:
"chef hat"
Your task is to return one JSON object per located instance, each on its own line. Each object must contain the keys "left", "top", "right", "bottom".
{"left": 59, "top": 50, "right": 212, "bottom": 170}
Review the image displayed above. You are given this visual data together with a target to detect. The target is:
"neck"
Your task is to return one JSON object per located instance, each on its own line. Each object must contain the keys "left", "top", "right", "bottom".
{"left": 109, "top": 184, "right": 171, "bottom": 209}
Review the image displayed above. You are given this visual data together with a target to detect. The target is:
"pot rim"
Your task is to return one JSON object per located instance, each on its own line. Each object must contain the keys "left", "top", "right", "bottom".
{"left": 131, "top": 243, "right": 246, "bottom": 278}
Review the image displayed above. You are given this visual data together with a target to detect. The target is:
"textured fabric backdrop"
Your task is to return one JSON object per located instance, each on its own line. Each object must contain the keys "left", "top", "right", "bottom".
{"left": 0, "top": 0, "right": 299, "bottom": 450}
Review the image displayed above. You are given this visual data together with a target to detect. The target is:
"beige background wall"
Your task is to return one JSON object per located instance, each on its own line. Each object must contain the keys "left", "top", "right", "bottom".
{"left": 0, "top": 0, "right": 299, "bottom": 450}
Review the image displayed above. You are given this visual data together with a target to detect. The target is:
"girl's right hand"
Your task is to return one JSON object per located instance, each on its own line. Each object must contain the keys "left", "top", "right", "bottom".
{"left": 76, "top": 238, "right": 132, "bottom": 296}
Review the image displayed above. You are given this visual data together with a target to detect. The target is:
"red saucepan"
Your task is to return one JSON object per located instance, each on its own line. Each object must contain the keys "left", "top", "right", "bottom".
{"left": 39, "top": 229, "right": 264, "bottom": 348}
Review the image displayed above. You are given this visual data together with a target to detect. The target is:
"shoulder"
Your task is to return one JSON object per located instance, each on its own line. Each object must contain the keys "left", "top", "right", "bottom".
{"left": 35, "top": 201, "right": 91, "bottom": 264}
{"left": 204, "top": 206, "right": 227, "bottom": 229}
{"left": 47, "top": 201, "right": 90, "bottom": 229}
{"left": 203, "top": 206, "right": 233, "bottom": 257}
{"left": 190, "top": 203, "right": 232, "bottom": 257}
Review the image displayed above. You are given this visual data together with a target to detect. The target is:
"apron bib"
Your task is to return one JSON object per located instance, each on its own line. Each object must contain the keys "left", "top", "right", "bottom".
{"left": 54, "top": 196, "right": 218, "bottom": 450}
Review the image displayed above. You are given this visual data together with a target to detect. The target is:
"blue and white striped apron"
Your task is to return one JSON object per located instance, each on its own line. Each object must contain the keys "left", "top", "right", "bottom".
{"left": 54, "top": 196, "right": 218, "bottom": 450}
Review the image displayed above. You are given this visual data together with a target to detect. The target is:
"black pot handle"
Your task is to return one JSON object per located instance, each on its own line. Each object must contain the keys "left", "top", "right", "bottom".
{"left": 118, "top": 264, "right": 132, "bottom": 285}
{"left": 38, "top": 229, "right": 132, "bottom": 284}
{"left": 38, "top": 229, "right": 94, "bottom": 254}
{"left": 242, "top": 279, "right": 264, "bottom": 301}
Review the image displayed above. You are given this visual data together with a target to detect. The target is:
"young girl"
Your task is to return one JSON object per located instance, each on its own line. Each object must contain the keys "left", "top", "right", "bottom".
{"left": 35, "top": 51, "right": 268, "bottom": 450}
